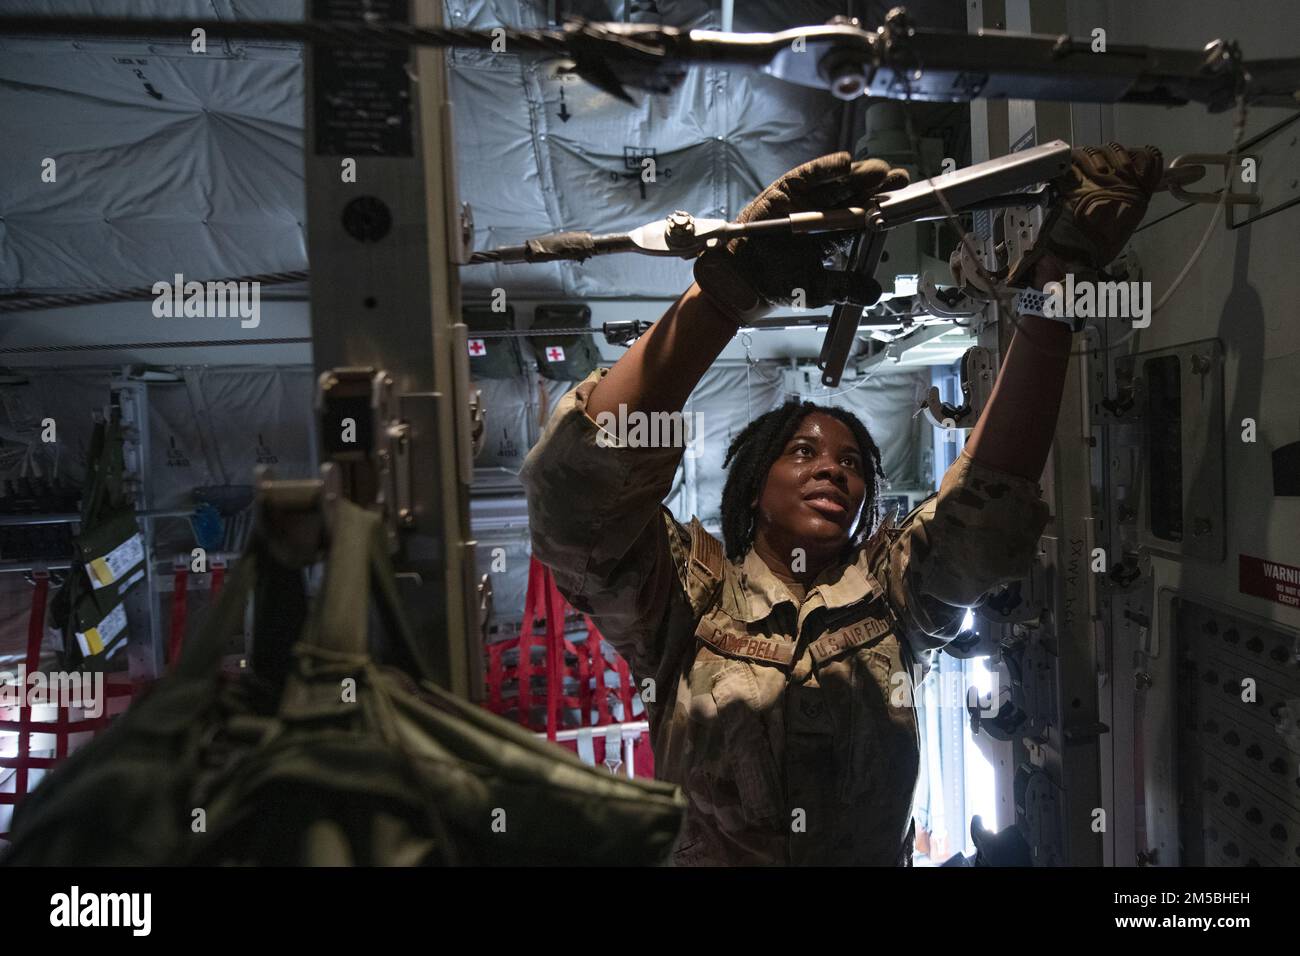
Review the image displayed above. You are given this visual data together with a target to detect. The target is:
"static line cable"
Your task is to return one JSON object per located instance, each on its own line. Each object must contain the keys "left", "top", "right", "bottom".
{"left": 472, "top": 327, "right": 596, "bottom": 337}
{"left": 0, "top": 14, "right": 1290, "bottom": 111}
{"left": 0, "top": 16, "right": 573, "bottom": 52}
{"left": 0, "top": 338, "right": 310, "bottom": 355}
{"left": 1133, "top": 197, "right": 1205, "bottom": 234}
{"left": 804, "top": 366, "right": 882, "bottom": 402}
{"left": 1101, "top": 91, "right": 1247, "bottom": 355}
{"left": 0, "top": 271, "right": 309, "bottom": 314}
{"left": 1152, "top": 93, "right": 1246, "bottom": 315}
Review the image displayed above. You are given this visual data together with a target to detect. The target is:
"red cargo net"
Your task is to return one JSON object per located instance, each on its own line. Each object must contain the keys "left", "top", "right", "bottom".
{"left": 0, "top": 573, "right": 138, "bottom": 840}
{"left": 482, "top": 557, "right": 651, "bottom": 778}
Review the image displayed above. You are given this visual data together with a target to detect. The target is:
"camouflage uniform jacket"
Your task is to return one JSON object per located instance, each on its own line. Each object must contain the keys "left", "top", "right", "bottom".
{"left": 519, "top": 368, "right": 1050, "bottom": 865}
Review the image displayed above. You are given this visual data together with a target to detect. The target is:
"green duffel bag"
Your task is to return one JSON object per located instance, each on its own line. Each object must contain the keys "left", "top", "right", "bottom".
{"left": 1, "top": 498, "right": 685, "bottom": 866}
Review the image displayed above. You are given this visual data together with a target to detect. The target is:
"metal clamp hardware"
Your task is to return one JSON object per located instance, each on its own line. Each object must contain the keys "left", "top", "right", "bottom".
{"left": 316, "top": 367, "right": 414, "bottom": 549}
{"left": 917, "top": 271, "right": 982, "bottom": 320}
{"left": 470, "top": 141, "right": 1073, "bottom": 387}
{"left": 1167, "top": 153, "right": 1262, "bottom": 207}
{"left": 604, "top": 726, "right": 625, "bottom": 775}
{"left": 467, "top": 385, "right": 486, "bottom": 459}
{"left": 601, "top": 320, "right": 653, "bottom": 347}
{"left": 922, "top": 346, "right": 994, "bottom": 430}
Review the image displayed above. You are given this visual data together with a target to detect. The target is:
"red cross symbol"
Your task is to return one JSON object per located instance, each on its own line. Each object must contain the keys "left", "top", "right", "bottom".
{"left": 468, "top": 339, "right": 485, "bottom": 356}
{"left": 546, "top": 346, "right": 565, "bottom": 362}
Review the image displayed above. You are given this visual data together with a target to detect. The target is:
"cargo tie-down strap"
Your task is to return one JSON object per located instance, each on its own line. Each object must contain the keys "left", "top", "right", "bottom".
{"left": 168, "top": 565, "right": 189, "bottom": 667}
{"left": 166, "top": 559, "right": 230, "bottom": 669}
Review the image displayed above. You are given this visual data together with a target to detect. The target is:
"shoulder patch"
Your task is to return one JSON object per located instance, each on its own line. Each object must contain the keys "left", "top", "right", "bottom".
{"left": 861, "top": 512, "right": 896, "bottom": 566}
{"left": 687, "top": 516, "right": 723, "bottom": 579}
{"left": 684, "top": 517, "right": 725, "bottom": 618}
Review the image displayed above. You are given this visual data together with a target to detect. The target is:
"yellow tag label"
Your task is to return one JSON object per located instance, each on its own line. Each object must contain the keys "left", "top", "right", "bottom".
{"left": 75, "top": 603, "right": 127, "bottom": 659}
{"left": 89, "top": 557, "right": 113, "bottom": 586}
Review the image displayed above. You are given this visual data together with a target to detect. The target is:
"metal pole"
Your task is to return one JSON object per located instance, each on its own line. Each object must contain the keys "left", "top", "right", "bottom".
{"left": 541, "top": 720, "right": 650, "bottom": 743}
{"left": 1004, "top": 0, "right": 1103, "bottom": 868}
{"left": 0, "top": 562, "right": 72, "bottom": 574}
{"left": 0, "top": 508, "right": 200, "bottom": 527}
{"left": 302, "top": 0, "right": 477, "bottom": 698}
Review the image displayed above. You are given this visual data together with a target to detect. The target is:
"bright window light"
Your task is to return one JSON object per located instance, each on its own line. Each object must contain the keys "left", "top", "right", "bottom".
{"left": 963, "top": 655, "right": 998, "bottom": 854}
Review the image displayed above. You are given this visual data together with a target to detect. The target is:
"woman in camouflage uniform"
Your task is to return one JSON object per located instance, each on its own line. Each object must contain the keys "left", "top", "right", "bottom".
{"left": 521, "top": 145, "right": 1163, "bottom": 865}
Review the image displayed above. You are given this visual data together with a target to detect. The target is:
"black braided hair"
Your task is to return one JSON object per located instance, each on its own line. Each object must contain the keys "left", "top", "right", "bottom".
{"left": 719, "top": 400, "right": 885, "bottom": 563}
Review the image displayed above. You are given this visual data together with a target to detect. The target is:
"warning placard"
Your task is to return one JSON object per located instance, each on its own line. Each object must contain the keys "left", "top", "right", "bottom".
{"left": 1239, "top": 554, "right": 1300, "bottom": 608}
{"left": 311, "top": 0, "right": 413, "bottom": 157}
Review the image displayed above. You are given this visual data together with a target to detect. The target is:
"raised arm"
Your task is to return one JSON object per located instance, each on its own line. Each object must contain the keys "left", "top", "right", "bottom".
{"left": 584, "top": 281, "right": 740, "bottom": 422}
{"left": 872, "top": 144, "right": 1165, "bottom": 653}
{"left": 962, "top": 255, "right": 1072, "bottom": 480}
{"left": 965, "top": 144, "right": 1164, "bottom": 480}
{"left": 588, "top": 152, "right": 910, "bottom": 422}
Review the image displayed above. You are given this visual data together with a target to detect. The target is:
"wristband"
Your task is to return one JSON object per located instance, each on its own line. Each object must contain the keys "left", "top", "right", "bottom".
{"left": 1013, "top": 285, "right": 1082, "bottom": 332}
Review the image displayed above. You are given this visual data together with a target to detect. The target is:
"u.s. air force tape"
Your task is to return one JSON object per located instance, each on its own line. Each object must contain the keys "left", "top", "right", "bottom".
{"left": 808, "top": 617, "right": 891, "bottom": 663}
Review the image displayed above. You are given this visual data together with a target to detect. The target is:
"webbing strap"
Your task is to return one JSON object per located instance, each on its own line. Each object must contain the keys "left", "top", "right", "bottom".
{"left": 295, "top": 499, "right": 437, "bottom": 684}
{"left": 167, "top": 565, "right": 188, "bottom": 667}
{"left": 518, "top": 561, "right": 539, "bottom": 726}
{"left": 174, "top": 553, "right": 258, "bottom": 683}
{"left": 542, "top": 568, "right": 562, "bottom": 742}
{"left": 574, "top": 634, "right": 590, "bottom": 725}
{"left": 485, "top": 642, "right": 504, "bottom": 714}
{"left": 11, "top": 574, "right": 49, "bottom": 804}
{"left": 615, "top": 655, "right": 633, "bottom": 722}
{"left": 306, "top": 501, "right": 372, "bottom": 657}
{"left": 589, "top": 616, "right": 609, "bottom": 725}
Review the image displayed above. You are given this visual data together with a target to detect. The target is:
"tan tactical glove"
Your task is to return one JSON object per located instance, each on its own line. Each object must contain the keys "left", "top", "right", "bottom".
{"left": 693, "top": 152, "right": 910, "bottom": 324}
{"left": 1008, "top": 143, "right": 1164, "bottom": 287}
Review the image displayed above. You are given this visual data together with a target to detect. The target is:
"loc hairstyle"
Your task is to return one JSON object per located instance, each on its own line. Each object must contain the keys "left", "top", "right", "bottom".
{"left": 719, "top": 399, "right": 885, "bottom": 562}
